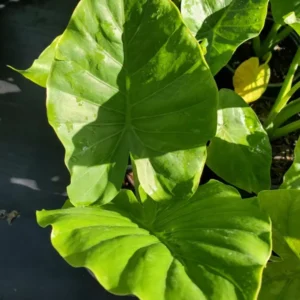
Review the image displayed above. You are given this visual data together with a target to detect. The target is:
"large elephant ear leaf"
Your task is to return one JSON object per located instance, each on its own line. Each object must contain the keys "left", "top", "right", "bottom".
{"left": 9, "top": 35, "right": 61, "bottom": 88}
{"left": 181, "top": 0, "right": 269, "bottom": 75}
{"left": 281, "top": 138, "right": 300, "bottom": 189}
{"left": 207, "top": 89, "right": 272, "bottom": 194}
{"left": 258, "top": 190, "right": 300, "bottom": 299}
{"left": 47, "top": 0, "right": 218, "bottom": 206}
{"left": 37, "top": 181, "right": 271, "bottom": 300}
{"left": 271, "top": 0, "right": 300, "bottom": 35}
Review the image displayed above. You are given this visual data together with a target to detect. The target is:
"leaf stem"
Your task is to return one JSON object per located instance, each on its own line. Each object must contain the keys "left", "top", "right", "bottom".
{"left": 272, "top": 98, "right": 300, "bottom": 130}
{"left": 271, "top": 120, "right": 300, "bottom": 140}
{"left": 265, "top": 47, "right": 300, "bottom": 129}
{"left": 253, "top": 36, "right": 261, "bottom": 57}
{"left": 225, "top": 64, "right": 235, "bottom": 73}
{"left": 259, "top": 23, "right": 282, "bottom": 57}
{"left": 267, "top": 72, "right": 300, "bottom": 88}
{"left": 269, "top": 26, "right": 294, "bottom": 51}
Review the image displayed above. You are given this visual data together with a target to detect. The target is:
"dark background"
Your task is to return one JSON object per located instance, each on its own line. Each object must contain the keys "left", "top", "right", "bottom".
{"left": 0, "top": 1, "right": 127, "bottom": 299}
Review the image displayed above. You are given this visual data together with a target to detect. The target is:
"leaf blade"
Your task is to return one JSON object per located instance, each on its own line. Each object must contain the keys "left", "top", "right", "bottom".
{"left": 47, "top": 0, "right": 218, "bottom": 206}
{"left": 258, "top": 189, "right": 300, "bottom": 299}
{"left": 181, "top": 0, "right": 268, "bottom": 74}
{"left": 9, "top": 35, "right": 61, "bottom": 87}
{"left": 207, "top": 89, "right": 272, "bottom": 193}
{"left": 38, "top": 183, "right": 272, "bottom": 300}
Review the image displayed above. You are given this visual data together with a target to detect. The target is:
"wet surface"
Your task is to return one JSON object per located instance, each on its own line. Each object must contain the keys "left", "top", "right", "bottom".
{"left": 0, "top": 1, "right": 128, "bottom": 299}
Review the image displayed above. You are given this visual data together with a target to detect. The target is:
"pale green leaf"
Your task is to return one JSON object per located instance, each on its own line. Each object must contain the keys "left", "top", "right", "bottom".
{"left": 37, "top": 181, "right": 271, "bottom": 300}
{"left": 258, "top": 190, "right": 300, "bottom": 299}
{"left": 9, "top": 35, "right": 60, "bottom": 88}
{"left": 281, "top": 138, "right": 300, "bottom": 189}
{"left": 207, "top": 89, "right": 272, "bottom": 194}
{"left": 181, "top": 0, "right": 268, "bottom": 74}
{"left": 47, "top": 0, "right": 218, "bottom": 206}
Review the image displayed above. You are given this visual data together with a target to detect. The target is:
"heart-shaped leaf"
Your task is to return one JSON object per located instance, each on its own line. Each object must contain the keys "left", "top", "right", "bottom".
{"left": 258, "top": 190, "right": 300, "bottom": 299}
{"left": 271, "top": 0, "right": 300, "bottom": 35}
{"left": 181, "top": 0, "right": 268, "bottom": 74}
{"left": 281, "top": 138, "right": 300, "bottom": 189}
{"left": 233, "top": 57, "right": 271, "bottom": 103}
{"left": 46, "top": 0, "right": 218, "bottom": 206}
{"left": 37, "top": 181, "right": 271, "bottom": 300}
{"left": 9, "top": 35, "right": 61, "bottom": 88}
{"left": 207, "top": 89, "right": 271, "bottom": 194}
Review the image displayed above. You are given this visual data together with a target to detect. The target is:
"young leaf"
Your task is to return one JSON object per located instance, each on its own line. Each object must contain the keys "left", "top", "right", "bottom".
{"left": 271, "top": 0, "right": 300, "bottom": 35}
{"left": 207, "top": 89, "right": 272, "bottom": 194}
{"left": 281, "top": 138, "right": 300, "bottom": 189}
{"left": 181, "top": 0, "right": 268, "bottom": 74}
{"left": 9, "top": 35, "right": 61, "bottom": 87}
{"left": 47, "top": 0, "right": 218, "bottom": 206}
{"left": 37, "top": 181, "right": 271, "bottom": 300}
{"left": 233, "top": 57, "right": 271, "bottom": 103}
{"left": 258, "top": 190, "right": 300, "bottom": 299}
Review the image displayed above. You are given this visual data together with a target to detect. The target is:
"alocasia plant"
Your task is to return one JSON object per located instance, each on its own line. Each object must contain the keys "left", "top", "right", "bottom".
{"left": 37, "top": 181, "right": 272, "bottom": 300}
{"left": 14, "top": 0, "right": 218, "bottom": 206}
{"left": 12, "top": 0, "right": 299, "bottom": 298}
{"left": 181, "top": 0, "right": 269, "bottom": 75}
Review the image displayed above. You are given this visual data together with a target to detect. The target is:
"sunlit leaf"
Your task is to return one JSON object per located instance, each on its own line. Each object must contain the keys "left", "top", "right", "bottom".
{"left": 38, "top": 181, "right": 272, "bottom": 300}
{"left": 207, "top": 89, "right": 271, "bottom": 194}
{"left": 45, "top": 0, "right": 218, "bottom": 206}
{"left": 258, "top": 189, "right": 300, "bottom": 299}
{"left": 9, "top": 35, "right": 61, "bottom": 87}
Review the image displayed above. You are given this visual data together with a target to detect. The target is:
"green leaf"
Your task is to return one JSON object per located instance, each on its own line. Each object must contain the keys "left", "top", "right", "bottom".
{"left": 47, "top": 0, "right": 218, "bottom": 206}
{"left": 271, "top": 0, "right": 300, "bottom": 35}
{"left": 181, "top": 0, "right": 268, "bottom": 74}
{"left": 207, "top": 89, "right": 272, "bottom": 194}
{"left": 9, "top": 35, "right": 60, "bottom": 88}
{"left": 37, "top": 181, "right": 271, "bottom": 300}
{"left": 258, "top": 190, "right": 300, "bottom": 299}
{"left": 281, "top": 138, "right": 300, "bottom": 190}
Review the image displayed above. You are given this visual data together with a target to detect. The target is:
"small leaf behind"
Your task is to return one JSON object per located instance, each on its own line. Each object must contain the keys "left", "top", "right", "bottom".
{"left": 233, "top": 57, "right": 270, "bottom": 103}
{"left": 181, "top": 0, "right": 269, "bottom": 74}
{"left": 271, "top": 0, "right": 300, "bottom": 35}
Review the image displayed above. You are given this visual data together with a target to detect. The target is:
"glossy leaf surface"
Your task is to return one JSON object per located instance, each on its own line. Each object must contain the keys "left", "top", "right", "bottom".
{"left": 47, "top": 0, "right": 218, "bottom": 206}
{"left": 181, "top": 0, "right": 268, "bottom": 74}
{"left": 281, "top": 138, "right": 300, "bottom": 189}
{"left": 38, "top": 181, "right": 271, "bottom": 300}
{"left": 258, "top": 190, "right": 300, "bottom": 299}
{"left": 233, "top": 57, "right": 270, "bottom": 103}
{"left": 9, "top": 35, "right": 60, "bottom": 87}
{"left": 207, "top": 89, "right": 271, "bottom": 193}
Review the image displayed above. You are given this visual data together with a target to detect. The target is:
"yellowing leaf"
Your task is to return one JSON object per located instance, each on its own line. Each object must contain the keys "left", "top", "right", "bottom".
{"left": 233, "top": 57, "right": 270, "bottom": 103}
